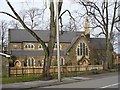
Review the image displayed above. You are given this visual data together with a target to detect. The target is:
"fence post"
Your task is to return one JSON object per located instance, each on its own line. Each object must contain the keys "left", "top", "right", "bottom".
{"left": 16, "top": 67, "right": 17, "bottom": 76}
{"left": 22, "top": 67, "right": 23, "bottom": 76}
{"left": 54, "top": 67, "right": 55, "bottom": 74}
{"left": 33, "top": 67, "right": 34, "bottom": 74}
{"left": 61, "top": 66, "right": 63, "bottom": 73}
{"left": 9, "top": 67, "right": 10, "bottom": 77}
{"left": 9, "top": 65, "right": 103, "bottom": 76}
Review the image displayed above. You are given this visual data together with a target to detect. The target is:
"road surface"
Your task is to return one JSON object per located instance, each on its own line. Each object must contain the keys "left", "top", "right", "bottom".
{"left": 42, "top": 74, "right": 119, "bottom": 89}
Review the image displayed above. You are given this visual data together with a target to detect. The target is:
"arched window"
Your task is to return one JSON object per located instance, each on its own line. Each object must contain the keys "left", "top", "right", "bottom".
{"left": 31, "top": 45, "right": 34, "bottom": 48}
{"left": 54, "top": 43, "right": 57, "bottom": 48}
{"left": 80, "top": 43, "right": 82, "bottom": 55}
{"left": 27, "top": 58, "right": 30, "bottom": 66}
{"left": 38, "top": 44, "right": 43, "bottom": 50}
{"left": 77, "top": 47, "right": 80, "bottom": 56}
{"left": 27, "top": 57, "right": 35, "bottom": 66}
{"left": 25, "top": 45, "right": 27, "bottom": 48}
{"left": 38, "top": 45, "right": 42, "bottom": 48}
{"left": 28, "top": 45, "right": 31, "bottom": 48}
{"left": 83, "top": 43, "right": 85, "bottom": 56}
{"left": 86, "top": 47, "right": 88, "bottom": 56}
{"left": 24, "top": 44, "right": 35, "bottom": 49}
{"left": 76, "top": 42, "right": 89, "bottom": 56}
{"left": 54, "top": 43, "right": 62, "bottom": 50}
{"left": 61, "top": 57, "right": 65, "bottom": 65}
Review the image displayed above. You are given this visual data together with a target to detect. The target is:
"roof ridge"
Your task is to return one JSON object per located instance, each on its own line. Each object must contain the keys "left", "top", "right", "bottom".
{"left": 90, "top": 38, "right": 106, "bottom": 39}
{"left": 9, "top": 29, "right": 84, "bottom": 33}
{"left": 9, "top": 29, "right": 46, "bottom": 31}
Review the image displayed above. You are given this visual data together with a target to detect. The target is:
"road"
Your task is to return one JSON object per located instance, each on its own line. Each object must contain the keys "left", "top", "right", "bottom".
{"left": 42, "top": 74, "right": 119, "bottom": 89}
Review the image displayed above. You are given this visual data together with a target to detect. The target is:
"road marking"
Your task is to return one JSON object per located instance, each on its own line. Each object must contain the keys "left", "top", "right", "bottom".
{"left": 100, "top": 83, "right": 120, "bottom": 88}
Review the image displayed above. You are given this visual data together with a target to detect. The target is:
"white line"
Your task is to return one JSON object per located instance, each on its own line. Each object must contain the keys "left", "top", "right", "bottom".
{"left": 100, "top": 83, "right": 120, "bottom": 88}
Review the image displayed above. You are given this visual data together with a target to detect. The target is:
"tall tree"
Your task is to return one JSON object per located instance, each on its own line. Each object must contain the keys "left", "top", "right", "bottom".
{"left": 20, "top": 8, "right": 43, "bottom": 30}
{"left": 0, "top": 20, "right": 8, "bottom": 53}
{"left": 9, "top": 8, "right": 44, "bottom": 29}
{"left": 0, "top": 0, "right": 63, "bottom": 79}
{"left": 9, "top": 20, "right": 21, "bottom": 29}
{"left": 78, "top": 0, "right": 120, "bottom": 70}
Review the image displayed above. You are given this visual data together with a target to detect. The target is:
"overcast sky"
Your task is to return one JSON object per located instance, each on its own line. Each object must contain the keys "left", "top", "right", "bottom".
{"left": 0, "top": 0, "right": 83, "bottom": 31}
{"left": 0, "top": 0, "right": 120, "bottom": 53}
{"left": 0, "top": 0, "right": 78, "bottom": 21}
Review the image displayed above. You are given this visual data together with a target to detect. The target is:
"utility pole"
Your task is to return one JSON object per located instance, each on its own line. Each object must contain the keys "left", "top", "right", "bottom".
{"left": 56, "top": 0, "right": 61, "bottom": 82}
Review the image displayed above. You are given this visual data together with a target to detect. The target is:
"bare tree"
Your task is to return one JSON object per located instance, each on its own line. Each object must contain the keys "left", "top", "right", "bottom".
{"left": 20, "top": 8, "right": 43, "bottom": 30}
{"left": 77, "top": 0, "right": 120, "bottom": 70}
{"left": 0, "top": 20, "right": 8, "bottom": 52}
{"left": 0, "top": 0, "right": 63, "bottom": 79}
{"left": 9, "top": 20, "right": 21, "bottom": 29}
{"left": 62, "top": 18, "right": 77, "bottom": 32}
{"left": 9, "top": 8, "right": 43, "bottom": 30}
{"left": 0, "top": 0, "right": 75, "bottom": 79}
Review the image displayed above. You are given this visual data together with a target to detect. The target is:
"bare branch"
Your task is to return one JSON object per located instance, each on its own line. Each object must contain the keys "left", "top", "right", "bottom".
{"left": 58, "top": 0, "right": 63, "bottom": 16}
{"left": 59, "top": 9, "right": 76, "bottom": 32}
{"left": 6, "top": 0, "right": 49, "bottom": 57}
{"left": 116, "top": 26, "right": 120, "bottom": 32}
{"left": 0, "top": 11, "right": 18, "bottom": 20}
{"left": 92, "top": 32, "right": 105, "bottom": 37}
{"left": 59, "top": 10, "right": 75, "bottom": 21}
{"left": 0, "top": 20, "right": 8, "bottom": 52}
{"left": 110, "top": 1, "right": 117, "bottom": 39}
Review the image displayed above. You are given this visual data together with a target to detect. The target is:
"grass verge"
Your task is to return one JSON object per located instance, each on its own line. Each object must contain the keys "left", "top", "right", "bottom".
{"left": 2, "top": 74, "right": 42, "bottom": 84}
{"left": 2, "top": 69, "right": 118, "bottom": 84}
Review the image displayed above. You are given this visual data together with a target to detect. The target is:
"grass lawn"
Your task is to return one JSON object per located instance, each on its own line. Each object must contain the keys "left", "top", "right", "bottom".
{"left": 2, "top": 74, "right": 42, "bottom": 84}
{"left": 2, "top": 72, "right": 86, "bottom": 84}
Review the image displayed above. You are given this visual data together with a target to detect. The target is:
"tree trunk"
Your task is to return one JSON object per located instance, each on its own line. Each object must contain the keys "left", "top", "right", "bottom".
{"left": 41, "top": 0, "right": 56, "bottom": 80}
{"left": 103, "top": 59, "right": 108, "bottom": 70}
{"left": 104, "top": 39, "right": 113, "bottom": 70}
{"left": 107, "top": 41, "right": 113, "bottom": 69}
{"left": 5, "top": 0, "right": 63, "bottom": 80}
{"left": 1, "top": 36, "right": 4, "bottom": 53}
{"left": 42, "top": 54, "right": 53, "bottom": 80}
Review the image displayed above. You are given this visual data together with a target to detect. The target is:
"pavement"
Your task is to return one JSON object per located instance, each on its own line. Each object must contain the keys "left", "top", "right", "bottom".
{"left": 1, "top": 72, "right": 118, "bottom": 89}
{"left": 44, "top": 74, "right": 118, "bottom": 88}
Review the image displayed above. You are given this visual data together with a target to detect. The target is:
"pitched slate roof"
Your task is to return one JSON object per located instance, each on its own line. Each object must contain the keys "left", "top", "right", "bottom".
{"left": 65, "top": 37, "right": 106, "bottom": 54}
{"left": 9, "top": 29, "right": 83, "bottom": 43}
{"left": 11, "top": 50, "right": 65, "bottom": 56}
{"left": 90, "top": 38, "right": 106, "bottom": 49}
{"left": 9, "top": 29, "right": 107, "bottom": 57}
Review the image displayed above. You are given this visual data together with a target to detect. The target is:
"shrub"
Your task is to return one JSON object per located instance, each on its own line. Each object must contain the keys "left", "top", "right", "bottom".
{"left": 108, "top": 69, "right": 118, "bottom": 72}
{"left": 91, "top": 69, "right": 99, "bottom": 74}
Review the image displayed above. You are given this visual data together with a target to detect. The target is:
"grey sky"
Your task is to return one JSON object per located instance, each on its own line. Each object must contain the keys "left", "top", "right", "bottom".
{"left": 0, "top": 0, "right": 76, "bottom": 21}
{"left": 0, "top": 0, "right": 83, "bottom": 30}
{"left": 0, "top": 0, "right": 119, "bottom": 53}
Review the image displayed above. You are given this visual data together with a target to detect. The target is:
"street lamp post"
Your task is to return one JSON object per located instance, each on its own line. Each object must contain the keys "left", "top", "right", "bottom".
{"left": 56, "top": 0, "right": 61, "bottom": 82}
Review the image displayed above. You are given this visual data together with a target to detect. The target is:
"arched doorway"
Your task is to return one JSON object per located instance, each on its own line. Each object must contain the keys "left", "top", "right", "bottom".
{"left": 78, "top": 57, "right": 90, "bottom": 66}
{"left": 14, "top": 60, "right": 21, "bottom": 68}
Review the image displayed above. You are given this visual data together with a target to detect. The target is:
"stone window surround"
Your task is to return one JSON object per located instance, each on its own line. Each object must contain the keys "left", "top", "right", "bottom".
{"left": 54, "top": 43, "right": 62, "bottom": 50}
{"left": 27, "top": 57, "right": 35, "bottom": 66}
{"left": 23, "top": 43, "right": 62, "bottom": 50}
{"left": 24, "top": 43, "right": 35, "bottom": 49}
{"left": 60, "top": 57, "right": 65, "bottom": 65}
{"left": 38, "top": 44, "right": 43, "bottom": 50}
{"left": 76, "top": 42, "right": 89, "bottom": 57}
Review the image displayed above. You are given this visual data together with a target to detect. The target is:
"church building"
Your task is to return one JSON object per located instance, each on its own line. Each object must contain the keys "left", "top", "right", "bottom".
{"left": 8, "top": 18, "right": 108, "bottom": 67}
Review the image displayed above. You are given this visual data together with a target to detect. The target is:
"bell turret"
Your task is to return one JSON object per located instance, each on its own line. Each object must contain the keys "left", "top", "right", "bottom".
{"left": 84, "top": 17, "right": 90, "bottom": 38}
